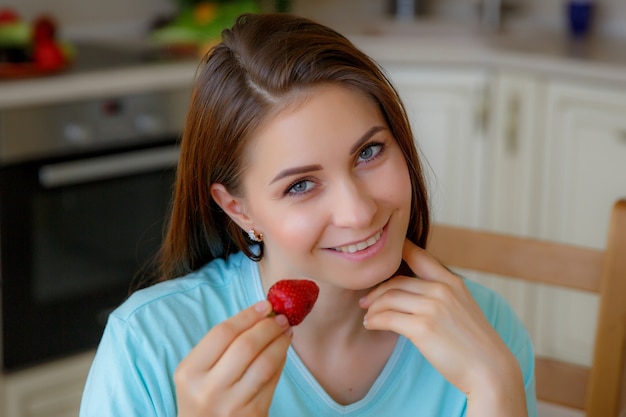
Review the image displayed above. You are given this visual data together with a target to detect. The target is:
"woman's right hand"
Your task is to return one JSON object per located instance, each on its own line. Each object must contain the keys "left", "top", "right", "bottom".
{"left": 175, "top": 300, "right": 292, "bottom": 417}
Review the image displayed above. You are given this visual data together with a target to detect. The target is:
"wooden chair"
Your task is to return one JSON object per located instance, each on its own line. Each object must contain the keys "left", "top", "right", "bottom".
{"left": 427, "top": 199, "right": 626, "bottom": 417}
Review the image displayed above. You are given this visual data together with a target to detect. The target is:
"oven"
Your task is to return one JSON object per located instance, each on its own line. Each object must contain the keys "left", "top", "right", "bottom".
{"left": 0, "top": 87, "right": 189, "bottom": 371}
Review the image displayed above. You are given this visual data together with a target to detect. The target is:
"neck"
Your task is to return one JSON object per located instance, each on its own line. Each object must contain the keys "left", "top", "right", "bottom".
{"left": 296, "top": 283, "right": 370, "bottom": 343}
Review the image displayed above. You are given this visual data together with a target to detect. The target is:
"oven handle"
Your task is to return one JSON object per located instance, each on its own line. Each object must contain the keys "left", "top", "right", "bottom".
{"left": 39, "top": 146, "right": 180, "bottom": 188}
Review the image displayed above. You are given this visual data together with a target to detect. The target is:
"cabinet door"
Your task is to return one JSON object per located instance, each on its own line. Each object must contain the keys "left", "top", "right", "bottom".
{"left": 487, "top": 71, "right": 544, "bottom": 236}
{"left": 477, "top": 71, "right": 545, "bottom": 331}
{"left": 542, "top": 82, "right": 626, "bottom": 249}
{"left": 3, "top": 351, "right": 94, "bottom": 417}
{"left": 383, "top": 65, "right": 490, "bottom": 228}
{"left": 536, "top": 81, "right": 626, "bottom": 366}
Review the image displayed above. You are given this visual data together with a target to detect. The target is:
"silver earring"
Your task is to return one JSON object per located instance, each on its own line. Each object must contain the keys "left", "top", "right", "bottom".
{"left": 247, "top": 229, "right": 264, "bottom": 242}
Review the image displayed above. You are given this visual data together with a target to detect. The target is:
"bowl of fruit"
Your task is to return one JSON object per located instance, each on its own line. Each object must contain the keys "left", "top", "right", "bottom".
{"left": 150, "top": 0, "right": 259, "bottom": 57}
{"left": 0, "top": 8, "right": 73, "bottom": 79}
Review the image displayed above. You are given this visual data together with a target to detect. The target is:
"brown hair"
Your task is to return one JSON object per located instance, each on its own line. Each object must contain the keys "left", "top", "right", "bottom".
{"left": 151, "top": 13, "right": 430, "bottom": 284}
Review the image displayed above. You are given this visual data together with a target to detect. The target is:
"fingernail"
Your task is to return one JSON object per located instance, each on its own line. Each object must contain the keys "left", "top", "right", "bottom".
{"left": 274, "top": 314, "right": 289, "bottom": 327}
{"left": 362, "top": 314, "right": 368, "bottom": 327}
{"left": 255, "top": 300, "right": 270, "bottom": 314}
{"left": 358, "top": 296, "right": 367, "bottom": 306}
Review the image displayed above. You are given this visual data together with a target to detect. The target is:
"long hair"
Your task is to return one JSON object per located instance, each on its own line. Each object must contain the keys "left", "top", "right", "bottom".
{"left": 150, "top": 13, "right": 430, "bottom": 284}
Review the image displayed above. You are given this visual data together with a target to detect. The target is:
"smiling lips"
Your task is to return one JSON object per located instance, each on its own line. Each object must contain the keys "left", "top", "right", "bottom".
{"left": 332, "top": 230, "right": 383, "bottom": 254}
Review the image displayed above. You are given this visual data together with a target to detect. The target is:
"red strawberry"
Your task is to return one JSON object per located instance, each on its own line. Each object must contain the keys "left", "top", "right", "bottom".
{"left": 33, "top": 39, "right": 65, "bottom": 70}
{"left": 32, "top": 15, "right": 57, "bottom": 43}
{"left": 267, "top": 279, "right": 319, "bottom": 326}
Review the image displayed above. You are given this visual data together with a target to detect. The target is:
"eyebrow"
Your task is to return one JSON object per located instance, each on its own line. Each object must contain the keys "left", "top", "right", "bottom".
{"left": 269, "top": 164, "right": 323, "bottom": 185}
{"left": 349, "top": 125, "right": 387, "bottom": 155}
{"left": 269, "top": 125, "right": 388, "bottom": 185}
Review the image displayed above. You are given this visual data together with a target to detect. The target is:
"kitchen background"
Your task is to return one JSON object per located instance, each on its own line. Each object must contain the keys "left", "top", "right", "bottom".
{"left": 5, "top": 0, "right": 626, "bottom": 39}
{"left": 1, "top": 1, "right": 626, "bottom": 417}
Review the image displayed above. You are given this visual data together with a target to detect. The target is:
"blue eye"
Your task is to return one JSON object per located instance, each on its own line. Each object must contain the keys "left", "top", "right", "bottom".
{"left": 287, "top": 179, "right": 314, "bottom": 196}
{"left": 358, "top": 143, "right": 384, "bottom": 163}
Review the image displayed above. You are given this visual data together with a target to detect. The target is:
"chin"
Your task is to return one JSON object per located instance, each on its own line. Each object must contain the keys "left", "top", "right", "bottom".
{"left": 351, "top": 256, "right": 404, "bottom": 290}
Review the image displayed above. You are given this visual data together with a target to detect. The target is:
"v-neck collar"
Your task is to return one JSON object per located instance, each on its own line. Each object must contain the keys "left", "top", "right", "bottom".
{"left": 283, "top": 336, "right": 409, "bottom": 414}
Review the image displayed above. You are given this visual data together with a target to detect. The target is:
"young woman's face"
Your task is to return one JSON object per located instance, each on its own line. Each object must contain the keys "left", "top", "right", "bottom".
{"left": 239, "top": 85, "right": 412, "bottom": 290}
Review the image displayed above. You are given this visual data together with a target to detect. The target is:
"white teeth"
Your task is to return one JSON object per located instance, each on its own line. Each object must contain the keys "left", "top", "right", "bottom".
{"left": 335, "top": 231, "right": 382, "bottom": 254}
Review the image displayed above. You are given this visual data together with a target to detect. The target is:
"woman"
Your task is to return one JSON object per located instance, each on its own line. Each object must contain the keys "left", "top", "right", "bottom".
{"left": 80, "top": 13, "right": 537, "bottom": 417}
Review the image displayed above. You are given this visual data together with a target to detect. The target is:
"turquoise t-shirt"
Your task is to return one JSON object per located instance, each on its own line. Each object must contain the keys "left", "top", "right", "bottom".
{"left": 80, "top": 251, "right": 538, "bottom": 416}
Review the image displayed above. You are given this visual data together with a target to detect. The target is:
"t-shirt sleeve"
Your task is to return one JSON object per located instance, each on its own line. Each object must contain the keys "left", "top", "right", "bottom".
{"left": 466, "top": 280, "right": 539, "bottom": 417}
{"left": 511, "top": 314, "right": 538, "bottom": 417}
{"left": 79, "top": 315, "right": 163, "bottom": 417}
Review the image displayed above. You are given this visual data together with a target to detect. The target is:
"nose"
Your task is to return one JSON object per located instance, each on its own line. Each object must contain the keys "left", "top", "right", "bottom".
{"left": 331, "top": 178, "right": 377, "bottom": 228}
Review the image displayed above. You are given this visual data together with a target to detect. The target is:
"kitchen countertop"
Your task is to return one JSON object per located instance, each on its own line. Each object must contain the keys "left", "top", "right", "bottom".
{"left": 345, "top": 19, "right": 626, "bottom": 86}
{"left": 2, "top": 18, "right": 626, "bottom": 109}
{"left": 0, "top": 59, "right": 199, "bottom": 109}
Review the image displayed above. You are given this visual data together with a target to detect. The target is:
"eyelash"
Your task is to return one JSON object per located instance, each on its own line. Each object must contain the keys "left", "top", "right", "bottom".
{"left": 284, "top": 141, "right": 387, "bottom": 197}
{"left": 357, "top": 141, "right": 385, "bottom": 165}
{"left": 285, "top": 177, "right": 316, "bottom": 196}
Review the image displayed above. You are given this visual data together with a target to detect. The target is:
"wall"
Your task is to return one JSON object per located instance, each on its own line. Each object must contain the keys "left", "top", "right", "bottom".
{"left": 292, "top": 0, "right": 626, "bottom": 39}
{"left": 1, "top": 0, "right": 625, "bottom": 39}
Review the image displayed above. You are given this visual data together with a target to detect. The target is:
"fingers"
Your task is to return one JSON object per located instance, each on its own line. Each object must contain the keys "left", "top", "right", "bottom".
{"left": 180, "top": 300, "right": 273, "bottom": 373}
{"left": 175, "top": 301, "right": 292, "bottom": 416}
{"left": 360, "top": 277, "right": 449, "bottom": 333}
{"left": 209, "top": 314, "right": 291, "bottom": 387}
{"left": 361, "top": 238, "right": 459, "bottom": 312}
{"left": 401, "top": 238, "right": 452, "bottom": 282}
{"left": 235, "top": 328, "right": 292, "bottom": 406}
{"left": 360, "top": 266, "right": 461, "bottom": 311}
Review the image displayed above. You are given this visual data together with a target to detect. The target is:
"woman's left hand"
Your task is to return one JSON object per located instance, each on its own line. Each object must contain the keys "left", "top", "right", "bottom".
{"left": 359, "top": 239, "right": 527, "bottom": 415}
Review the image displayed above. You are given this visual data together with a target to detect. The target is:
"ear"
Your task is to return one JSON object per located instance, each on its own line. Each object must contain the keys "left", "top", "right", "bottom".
{"left": 210, "top": 183, "right": 251, "bottom": 231}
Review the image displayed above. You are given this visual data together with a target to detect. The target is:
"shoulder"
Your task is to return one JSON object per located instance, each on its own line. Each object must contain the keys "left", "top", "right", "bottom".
{"left": 463, "top": 278, "right": 527, "bottom": 337}
{"left": 462, "top": 277, "right": 534, "bottom": 354}
{"left": 462, "top": 278, "right": 538, "bottom": 415}
{"left": 463, "top": 277, "right": 535, "bottom": 364}
{"left": 112, "top": 251, "right": 256, "bottom": 322}
{"left": 464, "top": 278, "right": 514, "bottom": 321}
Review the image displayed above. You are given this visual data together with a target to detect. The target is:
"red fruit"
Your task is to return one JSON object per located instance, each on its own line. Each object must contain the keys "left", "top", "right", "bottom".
{"left": 267, "top": 279, "right": 319, "bottom": 326}
{"left": 0, "top": 8, "right": 20, "bottom": 24}
{"left": 33, "top": 39, "right": 65, "bottom": 70}
{"left": 32, "top": 15, "right": 57, "bottom": 43}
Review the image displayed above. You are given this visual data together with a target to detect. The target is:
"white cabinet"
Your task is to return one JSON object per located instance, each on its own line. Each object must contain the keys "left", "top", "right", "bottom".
{"left": 533, "top": 81, "right": 626, "bottom": 366}
{"left": 540, "top": 81, "right": 626, "bottom": 249}
{"left": 1, "top": 351, "right": 94, "bottom": 417}
{"left": 383, "top": 64, "right": 490, "bottom": 228}
{"left": 486, "top": 71, "right": 545, "bottom": 237}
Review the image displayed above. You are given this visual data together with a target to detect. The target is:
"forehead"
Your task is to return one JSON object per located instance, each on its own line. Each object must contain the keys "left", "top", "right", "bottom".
{"left": 247, "top": 85, "right": 382, "bottom": 154}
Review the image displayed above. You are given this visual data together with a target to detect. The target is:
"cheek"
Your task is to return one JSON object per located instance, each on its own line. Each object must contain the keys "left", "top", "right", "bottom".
{"left": 266, "top": 208, "right": 324, "bottom": 250}
{"left": 380, "top": 160, "right": 413, "bottom": 208}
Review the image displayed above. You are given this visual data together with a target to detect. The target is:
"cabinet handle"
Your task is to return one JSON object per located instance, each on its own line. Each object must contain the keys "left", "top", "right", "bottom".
{"left": 475, "top": 87, "right": 490, "bottom": 134}
{"left": 505, "top": 93, "right": 521, "bottom": 154}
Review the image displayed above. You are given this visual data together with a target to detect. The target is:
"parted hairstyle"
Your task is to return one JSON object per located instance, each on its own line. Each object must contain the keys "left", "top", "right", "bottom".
{"left": 151, "top": 13, "right": 430, "bottom": 284}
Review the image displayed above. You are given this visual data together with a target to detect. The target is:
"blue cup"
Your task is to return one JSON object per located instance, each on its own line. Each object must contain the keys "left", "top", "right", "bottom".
{"left": 567, "top": 1, "right": 594, "bottom": 38}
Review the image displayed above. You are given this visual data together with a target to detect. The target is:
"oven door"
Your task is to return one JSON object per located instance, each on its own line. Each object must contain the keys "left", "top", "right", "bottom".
{"left": 0, "top": 141, "right": 178, "bottom": 371}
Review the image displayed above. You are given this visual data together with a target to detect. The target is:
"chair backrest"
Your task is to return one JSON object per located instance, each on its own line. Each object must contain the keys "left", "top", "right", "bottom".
{"left": 427, "top": 199, "right": 626, "bottom": 417}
